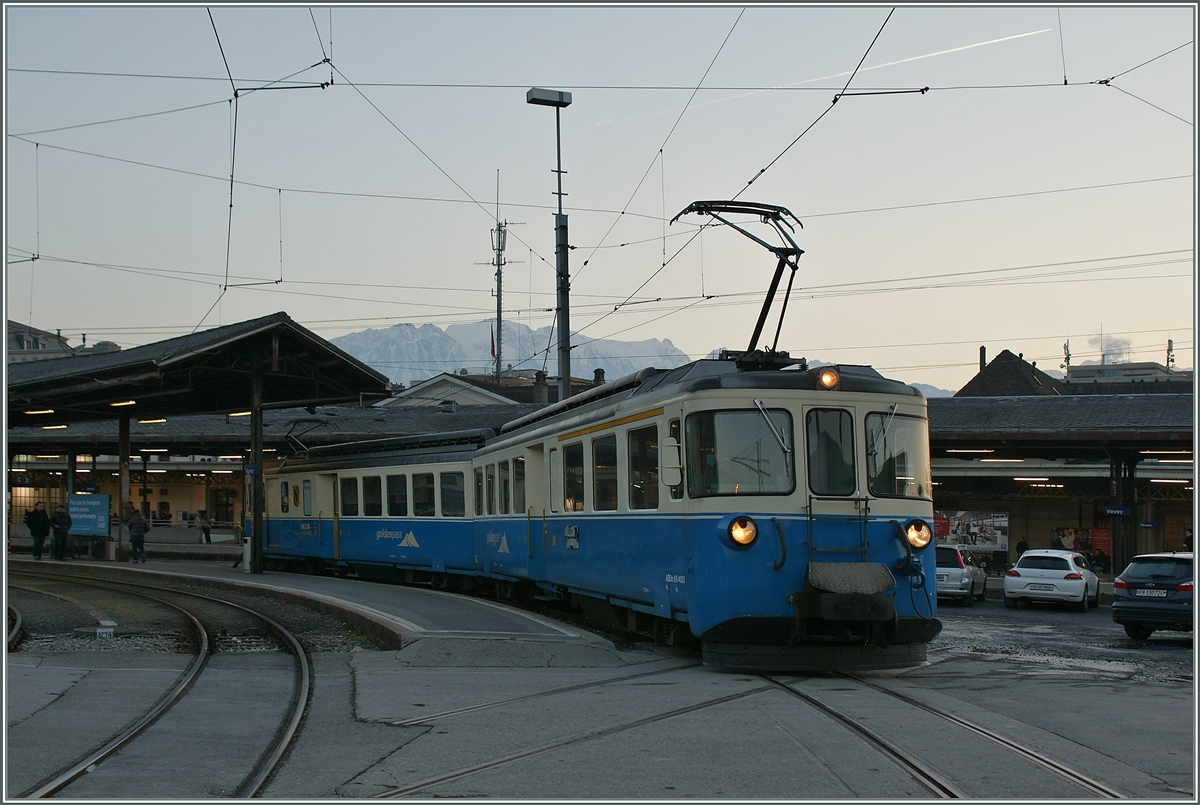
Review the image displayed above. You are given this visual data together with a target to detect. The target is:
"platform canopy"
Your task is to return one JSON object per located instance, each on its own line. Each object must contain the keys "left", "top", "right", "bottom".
{"left": 928, "top": 394, "right": 1194, "bottom": 460}
{"left": 7, "top": 312, "right": 392, "bottom": 430}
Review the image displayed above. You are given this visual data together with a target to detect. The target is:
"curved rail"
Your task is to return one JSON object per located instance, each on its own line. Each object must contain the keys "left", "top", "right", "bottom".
{"left": 12, "top": 570, "right": 310, "bottom": 799}
{"left": 761, "top": 676, "right": 963, "bottom": 798}
{"left": 7, "top": 604, "right": 23, "bottom": 651}
{"left": 844, "top": 675, "right": 1125, "bottom": 798}
{"left": 20, "top": 584, "right": 211, "bottom": 798}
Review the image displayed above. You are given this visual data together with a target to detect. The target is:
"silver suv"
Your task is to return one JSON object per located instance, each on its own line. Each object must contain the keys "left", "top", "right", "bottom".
{"left": 935, "top": 544, "right": 988, "bottom": 606}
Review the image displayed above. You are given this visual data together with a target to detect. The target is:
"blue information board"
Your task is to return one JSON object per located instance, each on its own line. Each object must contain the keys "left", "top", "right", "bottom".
{"left": 68, "top": 493, "right": 111, "bottom": 537}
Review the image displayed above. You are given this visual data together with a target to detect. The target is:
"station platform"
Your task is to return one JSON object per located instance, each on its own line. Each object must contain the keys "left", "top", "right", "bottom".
{"left": 5, "top": 554, "right": 619, "bottom": 655}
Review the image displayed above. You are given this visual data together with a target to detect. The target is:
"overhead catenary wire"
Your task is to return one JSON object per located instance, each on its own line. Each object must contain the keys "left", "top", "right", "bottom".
{"left": 571, "top": 8, "right": 745, "bottom": 285}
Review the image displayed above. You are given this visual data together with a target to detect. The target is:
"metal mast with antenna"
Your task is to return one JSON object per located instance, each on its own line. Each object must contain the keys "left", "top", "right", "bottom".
{"left": 476, "top": 172, "right": 522, "bottom": 381}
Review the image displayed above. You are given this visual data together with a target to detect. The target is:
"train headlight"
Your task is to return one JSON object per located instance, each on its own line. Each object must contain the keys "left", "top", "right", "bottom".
{"left": 903, "top": 519, "right": 933, "bottom": 549}
{"left": 817, "top": 368, "right": 840, "bottom": 390}
{"left": 729, "top": 516, "right": 758, "bottom": 547}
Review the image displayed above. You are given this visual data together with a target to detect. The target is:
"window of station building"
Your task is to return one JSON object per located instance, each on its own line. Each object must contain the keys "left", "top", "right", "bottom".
{"left": 499, "top": 460, "right": 511, "bottom": 515}
{"left": 806, "top": 408, "right": 856, "bottom": 496}
{"left": 563, "top": 442, "right": 585, "bottom": 512}
{"left": 513, "top": 457, "right": 526, "bottom": 513}
{"left": 593, "top": 434, "right": 618, "bottom": 511}
{"left": 280, "top": 480, "right": 290, "bottom": 513}
{"left": 413, "top": 473, "right": 436, "bottom": 517}
{"left": 302, "top": 480, "right": 312, "bottom": 516}
{"left": 628, "top": 425, "right": 659, "bottom": 510}
{"left": 440, "top": 472, "right": 465, "bottom": 517}
{"left": 340, "top": 477, "right": 360, "bottom": 517}
{"left": 474, "top": 467, "right": 485, "bottom": 516}
{"left": 485, "top": 464, "right": 497, "bottom": 516}
{"left": 386, "top": 475, "right": 408, "bottom": 516}
{"left": 363, "top": 475, "right": 383, "bottom": 517}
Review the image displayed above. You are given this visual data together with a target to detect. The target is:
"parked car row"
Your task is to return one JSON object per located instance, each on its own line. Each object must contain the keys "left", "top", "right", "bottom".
{"left": 935, "top": 545, "right": 1193, "bottom": 642}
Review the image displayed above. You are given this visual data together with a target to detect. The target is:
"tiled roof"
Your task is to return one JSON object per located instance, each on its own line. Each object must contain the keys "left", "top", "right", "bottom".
{"left": 954, "top": 349, "right": 1066, "bottom": 397}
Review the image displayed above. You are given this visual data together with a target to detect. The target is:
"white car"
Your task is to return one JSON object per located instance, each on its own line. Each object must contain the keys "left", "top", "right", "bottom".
{"left": 1003, "top": 549, "right": 1100, "bottom": 611}
{"left": 935, "top": 545, "right": 988, "bottom": 606}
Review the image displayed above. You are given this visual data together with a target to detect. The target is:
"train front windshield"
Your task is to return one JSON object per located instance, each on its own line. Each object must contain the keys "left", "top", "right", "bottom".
{"left": 865, "top": 412, "right": 932, "bottom": 500}
{"left": 686, "top": 409, "right": 795, "bottom": 497}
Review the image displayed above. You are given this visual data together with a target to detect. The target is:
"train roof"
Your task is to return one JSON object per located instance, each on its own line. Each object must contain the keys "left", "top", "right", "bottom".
{"left": 493, "top": 353, "right": 920, "bottom": 443}
{"left": 263, "top": 428, "right": 492, "bottom": 472}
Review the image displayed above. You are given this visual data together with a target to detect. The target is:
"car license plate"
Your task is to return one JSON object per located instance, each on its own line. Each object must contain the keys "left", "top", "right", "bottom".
{"left": 937, "top": 574, "right": 947, "bottom": 582}
{"left": 1135, "top": 589, "right": 1168, "bottom": 598}
{"left": 1028, "top": 583, "right": 1055, "bottom": 591}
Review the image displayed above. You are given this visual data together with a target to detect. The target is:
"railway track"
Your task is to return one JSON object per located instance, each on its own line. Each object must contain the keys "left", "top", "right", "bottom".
{"left": 764, "top": 673, "right": 1126, "bottom": 799}
{"left": 361, "top": 654, "right": 1128, "bottom": 798}
{"left": 9, "top": 570, "right": 310, "bottom": 798}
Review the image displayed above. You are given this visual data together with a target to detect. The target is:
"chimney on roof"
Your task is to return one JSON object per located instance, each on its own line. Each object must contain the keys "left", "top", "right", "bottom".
{"left": 534, "top": 371, "right": 548, "bottom": 404}
{"left": 593, "top": 368, "right": 605, "bottom": 386}
{"left": 979, "top": 346, "right": 986, "bottom": 372}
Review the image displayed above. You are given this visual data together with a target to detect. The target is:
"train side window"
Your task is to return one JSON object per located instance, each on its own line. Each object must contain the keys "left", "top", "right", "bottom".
{"left": 340, "top": 477, "right": 359, "bottom": 517}
{"left": 441, "top": 472, "right": 465, "bottom": 517}
{"left": 592, "top": 434, "right": 618, "bottom": 511}
{"left": 563, "top": 442, "right": 585, "bottom": 512}
{"left": 806, "top": 408, "right": 856, "bottom": 496}
{"left": 280, "top": 480, "right": 290, "bottom": 513}
{"left": 413, "top": 473, "right": 436, "bottom": 517}
{"left": 485, "top": 464, "right": 496, "bottom": 516}
{"left": 474, "top": 467, "right": 485, "bottom": 516}
{"left": 549, "top": 449, "right": 561, "bottom": 513}
{"left": 513, "top": 457, "right": 526, "bottom": 512}
{"left": 387, "top": 475, "right": 408, "bottom": 516}
{"left": 668, "top": 419, "right": 683, "bottom": 500}
{"left": 628, "top": 425, "right": 659, "bottom": 510}
{"left": 302, "top": 480, "right": 312, "bottom": 516}
{"left": 362, "top": 475, "right": 383, "bottom": 517}
{"left": 499, "top": 461, "right": 511, "bottom": 514}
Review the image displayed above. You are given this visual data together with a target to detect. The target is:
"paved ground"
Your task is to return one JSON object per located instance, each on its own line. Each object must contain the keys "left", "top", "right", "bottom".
{"left": 6, "top": 556, "right": 1193, "bottom": 799}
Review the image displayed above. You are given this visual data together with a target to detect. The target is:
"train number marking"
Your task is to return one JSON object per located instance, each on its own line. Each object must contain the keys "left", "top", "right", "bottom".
{"left": 665, "top": 574, "right": 686, "bottom": 585}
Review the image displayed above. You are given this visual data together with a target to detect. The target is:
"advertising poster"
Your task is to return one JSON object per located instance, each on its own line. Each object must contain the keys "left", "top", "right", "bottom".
{"left": 934, "top": 511, "right": 1009, "bottom": 551}
{"left": 68, "top": 493, "right": 111, "bottom": 537}
{"left": 1052, "top": 527, "right": 1112, "bottom": 556}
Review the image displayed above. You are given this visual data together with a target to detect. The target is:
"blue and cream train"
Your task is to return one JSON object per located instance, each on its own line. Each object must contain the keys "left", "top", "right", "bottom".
{"left": 258, "top": 352, "right": 942, "bottom": 671}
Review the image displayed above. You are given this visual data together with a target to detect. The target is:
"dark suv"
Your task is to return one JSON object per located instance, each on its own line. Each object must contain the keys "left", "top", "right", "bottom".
{"left": 1111, "top": 552, "right": 1193, "bottom": 640}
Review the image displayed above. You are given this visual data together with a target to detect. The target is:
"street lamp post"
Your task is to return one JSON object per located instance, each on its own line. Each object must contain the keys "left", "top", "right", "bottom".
{"left": 527, "top": 87, "right": 573, "bottom": 402}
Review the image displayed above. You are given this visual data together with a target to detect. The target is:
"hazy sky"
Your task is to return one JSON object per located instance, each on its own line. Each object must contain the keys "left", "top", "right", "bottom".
{"left": 5, "top": 4, "right": 1195, "bottom": 391}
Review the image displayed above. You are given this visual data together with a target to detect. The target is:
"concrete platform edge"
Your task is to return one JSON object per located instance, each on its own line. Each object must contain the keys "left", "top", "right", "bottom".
{"left": 7, "top": 558, "right": 407, "bottom": 650}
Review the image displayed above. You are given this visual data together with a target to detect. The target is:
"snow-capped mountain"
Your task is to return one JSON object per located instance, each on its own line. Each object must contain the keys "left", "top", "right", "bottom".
{"left": 331, "top": 320, "right": 692, "bottom": 388}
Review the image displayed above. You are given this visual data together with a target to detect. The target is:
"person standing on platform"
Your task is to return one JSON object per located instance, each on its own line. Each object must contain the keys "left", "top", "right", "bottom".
{"left": 128, "top": 509, "right": 149, "bottom": 564}
{"left": 50, "top": 504, "right": 73, "bottom": 561}
{"left": 200, "top": 513, "right": 213, "bottom": 544}
{"left": 1015, "top": 538, "right": 1029, "bottom": 557}
{"left": 25, "top": 501, "right": 50, "bottom": 561}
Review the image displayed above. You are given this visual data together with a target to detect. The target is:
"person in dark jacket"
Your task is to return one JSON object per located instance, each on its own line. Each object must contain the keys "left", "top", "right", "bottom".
{"left": 128, "top": 509, "right": 149, "bottom": 564}
{"left": 25, "top": 501, "right": 51, "bottom": 561}
{"left": 50, "top": 504, "right": 73, "bottom": 561}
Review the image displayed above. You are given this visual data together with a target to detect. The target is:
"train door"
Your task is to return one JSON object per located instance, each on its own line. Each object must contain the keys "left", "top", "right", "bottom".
{"left": 802, "top": 405, "right": 867, "bottom": 561}
{"left": 316, "top": 473, "right": 340, "bottom": 560}
{"left": 523, "top": 444, "right": 547, "bottom": 581}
